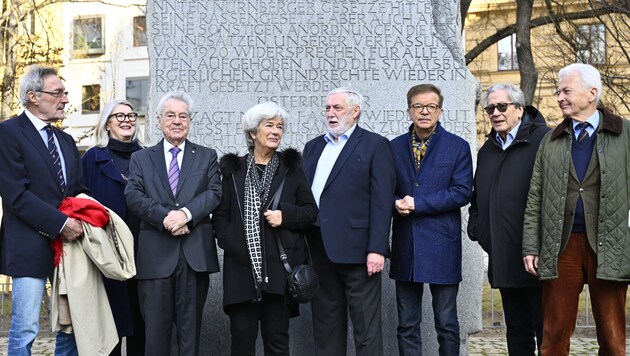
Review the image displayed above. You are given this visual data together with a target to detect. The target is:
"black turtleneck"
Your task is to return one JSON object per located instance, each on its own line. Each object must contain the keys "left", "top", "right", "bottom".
{"left": 107, "top": 138, "right": 142, "bottom": 180}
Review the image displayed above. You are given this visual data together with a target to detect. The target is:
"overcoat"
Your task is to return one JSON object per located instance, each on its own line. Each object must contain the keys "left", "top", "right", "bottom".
{"left": 213, "top": 149, "right": 318, "bottom": 309}
{"left": 389, "top": 123, "right": 473, "bottom": 284}
{"left": 468, "top": 106, "right": 550, "bottom": 288}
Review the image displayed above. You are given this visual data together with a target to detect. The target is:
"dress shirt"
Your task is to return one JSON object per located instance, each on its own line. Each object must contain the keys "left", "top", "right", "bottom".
{"left": 25, "top": 109, "right": 67, "bottom": 181}
{"left": 162, "top": 140, "right": 191, "bottom": 221}
{"left": 572, "top": 110, "right": 600, "bottom": 140}
{"left": 311, "top": 124, "right": 357, "bottom": 207}
{"left": 495, "top": 119, "right": 522, "bottom": 150}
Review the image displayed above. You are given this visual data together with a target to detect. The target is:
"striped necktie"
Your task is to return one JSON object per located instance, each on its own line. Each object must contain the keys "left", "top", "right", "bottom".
{"left": 576, "top": 122, "right": 590, "bottom": 143}
{"left": 45, "top": 125, "right": 66, "bottom": 193}
{"left": 168, "top": 147, "right": 181, "bottom": 195}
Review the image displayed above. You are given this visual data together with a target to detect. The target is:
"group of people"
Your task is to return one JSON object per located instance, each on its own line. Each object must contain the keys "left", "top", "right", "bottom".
{"left": 0, "top": 61, "right": 627, "bottom": 356}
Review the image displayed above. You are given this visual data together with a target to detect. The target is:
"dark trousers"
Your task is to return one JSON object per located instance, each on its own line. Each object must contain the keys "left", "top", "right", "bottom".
{"left": 396, "top": 281, "right": 460, "bottom": 356}
{"left": 541, "top": 232, "right": 627, "bottom": 356}
{"left": 138, "top": 249, "right": 209, "bottom": 356}
{"left": 226, "top": 293, "right": 289, "bottom": 356}
{"left": 499, "top": 287, "right": 543, "bottom": 356}
{"left": 309, "top": 230, "right": 384, "bottom": 356}
{"left": 125, "top": 277, "right": 146, "bottom": 356}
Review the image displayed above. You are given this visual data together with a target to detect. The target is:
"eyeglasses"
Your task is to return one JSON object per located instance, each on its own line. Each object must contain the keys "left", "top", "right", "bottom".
{"left": 109, "top": 112, "right": 138, "bottom": 122}
{"left": 162, "top": 113, "right": 191, "bottom": 122}
{"left": 410, "top": 104, "right": 440, "bottom": 113}
{"left": 484, "top": 103, "right": 516, "bottom": 115}
{"left": 37, "top": 90, "right": 69, "bottom": 98}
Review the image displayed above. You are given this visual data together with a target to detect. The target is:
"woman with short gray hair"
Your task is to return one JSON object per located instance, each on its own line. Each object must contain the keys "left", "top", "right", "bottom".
{"left": 213, "top": 101, "right": 318, "bottom": 356}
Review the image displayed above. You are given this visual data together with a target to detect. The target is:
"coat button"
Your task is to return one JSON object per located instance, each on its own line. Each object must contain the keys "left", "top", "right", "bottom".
{"left": 414, "top": 183, "right": 419, "bottom": 187}
{"left": 598, "top": 242, "right": 603, "bottom": 246}
{"left": 175, "top": 203, "right": 180, "bottom": 207}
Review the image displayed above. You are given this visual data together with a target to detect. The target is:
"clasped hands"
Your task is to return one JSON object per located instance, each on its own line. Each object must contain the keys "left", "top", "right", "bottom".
{"left": 395, "top": 195, "right": 414, "bottom": 216}
{"left": 163, "top": 210, "right": 190, "bottom": 236}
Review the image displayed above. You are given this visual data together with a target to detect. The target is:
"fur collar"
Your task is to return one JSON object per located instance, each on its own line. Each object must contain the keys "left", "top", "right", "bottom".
{"left": 219, "top": 148, "right": 302, "bottom": 176}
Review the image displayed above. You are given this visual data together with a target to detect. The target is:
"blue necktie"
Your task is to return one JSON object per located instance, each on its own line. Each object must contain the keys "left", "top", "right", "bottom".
{"left": 168, "top": 147, "right": 181, "bottom": 195}
{"left": 45, "top": 125, "right": 66, "bottom": 193}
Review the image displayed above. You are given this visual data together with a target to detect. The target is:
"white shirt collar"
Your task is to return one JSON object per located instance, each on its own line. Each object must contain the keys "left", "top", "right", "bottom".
{"left": 324, "top": 123, "right": 357, "bottom": 144}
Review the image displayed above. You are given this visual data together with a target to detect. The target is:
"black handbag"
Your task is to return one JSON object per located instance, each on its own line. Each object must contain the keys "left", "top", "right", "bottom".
{"left": 271, "top": 175, "right": 320, "bottom": 303}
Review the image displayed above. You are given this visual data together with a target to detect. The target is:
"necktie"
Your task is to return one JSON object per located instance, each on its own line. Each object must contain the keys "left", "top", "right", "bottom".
{"left": 168, "top": 147, "right": 181, "bottom": 195}
{"left": 576, "top": 122, "right": 590, "bottom": 143}
{"left": 45, "top": 125, "right": 66, "bottom": 193}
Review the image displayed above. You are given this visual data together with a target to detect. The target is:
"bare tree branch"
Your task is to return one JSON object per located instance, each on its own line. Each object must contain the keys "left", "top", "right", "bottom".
{"left": 465, "top": 7, "right": 623, "bottom": 64}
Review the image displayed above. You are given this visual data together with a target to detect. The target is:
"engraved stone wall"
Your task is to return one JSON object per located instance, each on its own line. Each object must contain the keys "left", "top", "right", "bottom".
{"left": 148, "top": 1, "right": 483, "bottom": 355}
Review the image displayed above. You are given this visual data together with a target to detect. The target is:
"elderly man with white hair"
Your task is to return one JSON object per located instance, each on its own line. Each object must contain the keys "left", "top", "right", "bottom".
{"left": 523, "top": 63, "right": 630, "bottom": 356}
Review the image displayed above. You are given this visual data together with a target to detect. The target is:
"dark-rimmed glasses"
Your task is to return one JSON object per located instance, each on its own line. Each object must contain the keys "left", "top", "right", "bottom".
{"left": 410, "top": 104, "right": 440, "bottom": 113}
{"left": 484, "top": 103, "right": 516, "bottom": 115}
{"left": 109, "top": 112, "right": 138, "bottom": 122}
{"left": 37, "top": 90, "right": 69, "bottom": 98}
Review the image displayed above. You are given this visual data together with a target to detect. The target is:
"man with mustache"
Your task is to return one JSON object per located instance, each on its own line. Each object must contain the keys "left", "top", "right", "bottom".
{"left": 303, "top": 87, "right": 396, "bottom": 356}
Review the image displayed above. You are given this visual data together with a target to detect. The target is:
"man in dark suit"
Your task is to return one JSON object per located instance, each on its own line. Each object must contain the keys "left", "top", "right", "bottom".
{"left": 125, "top": 91, "right": 222, "bottom": 356}
{"left": 0, "top": 65, "right": 86, "bottom": 355}
{"left": 303, "top": 87, "right": 396, "bottom": 356}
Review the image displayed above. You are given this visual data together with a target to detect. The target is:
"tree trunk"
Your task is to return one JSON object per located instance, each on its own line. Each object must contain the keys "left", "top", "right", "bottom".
{"left": 516, "top": 0, "right": 537, "bottom": 105}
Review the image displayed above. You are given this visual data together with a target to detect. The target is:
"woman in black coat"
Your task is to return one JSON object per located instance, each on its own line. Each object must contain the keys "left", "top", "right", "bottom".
{"left": 81, "top": 99, "right": 145, "bottom": 355}
{"left": 213, "top": 101, "right": 318, "bottom": 356}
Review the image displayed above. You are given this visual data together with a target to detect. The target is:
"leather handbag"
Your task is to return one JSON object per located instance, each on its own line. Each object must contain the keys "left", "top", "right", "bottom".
{"left": 271, "top": 175, "right": 320, "bottom": 303}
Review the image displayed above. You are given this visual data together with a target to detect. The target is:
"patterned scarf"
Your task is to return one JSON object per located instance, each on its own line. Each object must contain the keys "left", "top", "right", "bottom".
{"left": 243, "top": 152, "right": 280, "bottom": 292}
{"left": 410, "top": 128, "right": 435, "bottom": 170}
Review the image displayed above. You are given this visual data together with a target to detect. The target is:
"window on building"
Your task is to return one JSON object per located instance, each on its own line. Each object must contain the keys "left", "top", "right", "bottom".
{"left": 497, "top": 34, "right": 518, "bottom": 71}
{"left": 81, "top": 84, "right": 100, "bottom": 114}
{"left": 73, "top": 17, "right": 104, "bottom": 55}
{"left": 133, "top": 16, "right": 147, "bottom": 47}
{"left": 126, "top": 78, "right": 149, "bottom": 115}
{"left": 576, "top": 24, "right": 606, "bottom": 65}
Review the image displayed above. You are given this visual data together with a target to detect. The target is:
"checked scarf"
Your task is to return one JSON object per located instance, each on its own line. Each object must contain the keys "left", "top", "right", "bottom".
{"left": 243, "top": 152, "right": 279, "bottom": 292}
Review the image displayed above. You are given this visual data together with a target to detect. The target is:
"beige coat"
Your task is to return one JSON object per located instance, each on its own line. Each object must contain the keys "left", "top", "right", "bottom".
{"left": 51, "top": 194, "right": 136, "bottom": 356}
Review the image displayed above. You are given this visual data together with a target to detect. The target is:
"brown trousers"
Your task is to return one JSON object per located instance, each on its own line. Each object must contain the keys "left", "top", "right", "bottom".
{"left": 541, "top": 232, "right": 627, "bottom": 356}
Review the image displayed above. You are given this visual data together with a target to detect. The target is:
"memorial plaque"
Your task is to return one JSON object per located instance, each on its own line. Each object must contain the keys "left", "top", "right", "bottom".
{"left": 148, "top": 0, "right": 483, "bottom": 355}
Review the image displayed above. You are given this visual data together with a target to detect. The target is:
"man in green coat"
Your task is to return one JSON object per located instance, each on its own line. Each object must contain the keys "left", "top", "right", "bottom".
{"left": 522, "top": 63, "right": 630, "bottom": 356}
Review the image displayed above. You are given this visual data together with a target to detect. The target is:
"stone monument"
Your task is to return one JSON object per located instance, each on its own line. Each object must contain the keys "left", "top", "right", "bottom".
{"left": 147, "top": 0, "right": 483, "bottom": 354}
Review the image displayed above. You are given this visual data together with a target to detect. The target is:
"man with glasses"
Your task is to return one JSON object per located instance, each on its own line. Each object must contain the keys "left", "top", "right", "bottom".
{"left": 0, "top": 65, "right": 87, "bottom": 355}
{"left": 523, "top": 63, "right": 630, "bottom": 355}
{"left": 468, "top": 83, "right": 550, "bottom": 355}
{"left": 389, "top": 84, "right": 473, "bottom": 355}
{"left": 125, "top": 91, "right": 222, "bottom": 355}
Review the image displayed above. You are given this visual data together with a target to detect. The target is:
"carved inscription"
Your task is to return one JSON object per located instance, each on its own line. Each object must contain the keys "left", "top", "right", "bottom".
{"left": 150, "top": 0, "right": 472, "bottom": 152}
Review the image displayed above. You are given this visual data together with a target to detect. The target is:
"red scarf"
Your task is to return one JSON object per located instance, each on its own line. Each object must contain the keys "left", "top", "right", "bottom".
{"left": 52, "top": 197, "right": 109, "bottom": 266}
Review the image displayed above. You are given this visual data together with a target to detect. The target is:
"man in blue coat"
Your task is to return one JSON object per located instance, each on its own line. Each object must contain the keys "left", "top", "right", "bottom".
{"left": 390, "top": 84, "right": 473, "bottom": 356}
{"left": 303, "top": 87, "right": 396, "bottom": 356}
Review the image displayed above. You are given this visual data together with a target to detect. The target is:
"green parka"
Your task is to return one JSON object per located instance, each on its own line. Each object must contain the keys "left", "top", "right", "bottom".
{"left": 522, "top": 108, "right": 630, "bottom": 281}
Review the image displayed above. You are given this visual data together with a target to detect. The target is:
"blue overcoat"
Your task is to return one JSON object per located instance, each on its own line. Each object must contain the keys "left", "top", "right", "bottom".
{"left": 389, "top": 123, "right": 473, "bottom": 284}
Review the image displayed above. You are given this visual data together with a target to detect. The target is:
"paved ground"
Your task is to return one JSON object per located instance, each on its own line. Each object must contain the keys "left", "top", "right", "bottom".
{"left": 0, "top": 336, "right": 626, "bottom": 355}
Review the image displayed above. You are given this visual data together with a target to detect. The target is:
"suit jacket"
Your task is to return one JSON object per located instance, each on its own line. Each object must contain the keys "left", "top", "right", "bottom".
{"left": 303, "top": 125, "right": 396, "bottom": 264}
{"left": 389, "top": 123, "right": 473, "bottom": 284}
{"left": 125, "top": 139, "right": 222, "bottom": 279}
{"left": 0, "top": 113, "right": 87, "bottom": 278}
